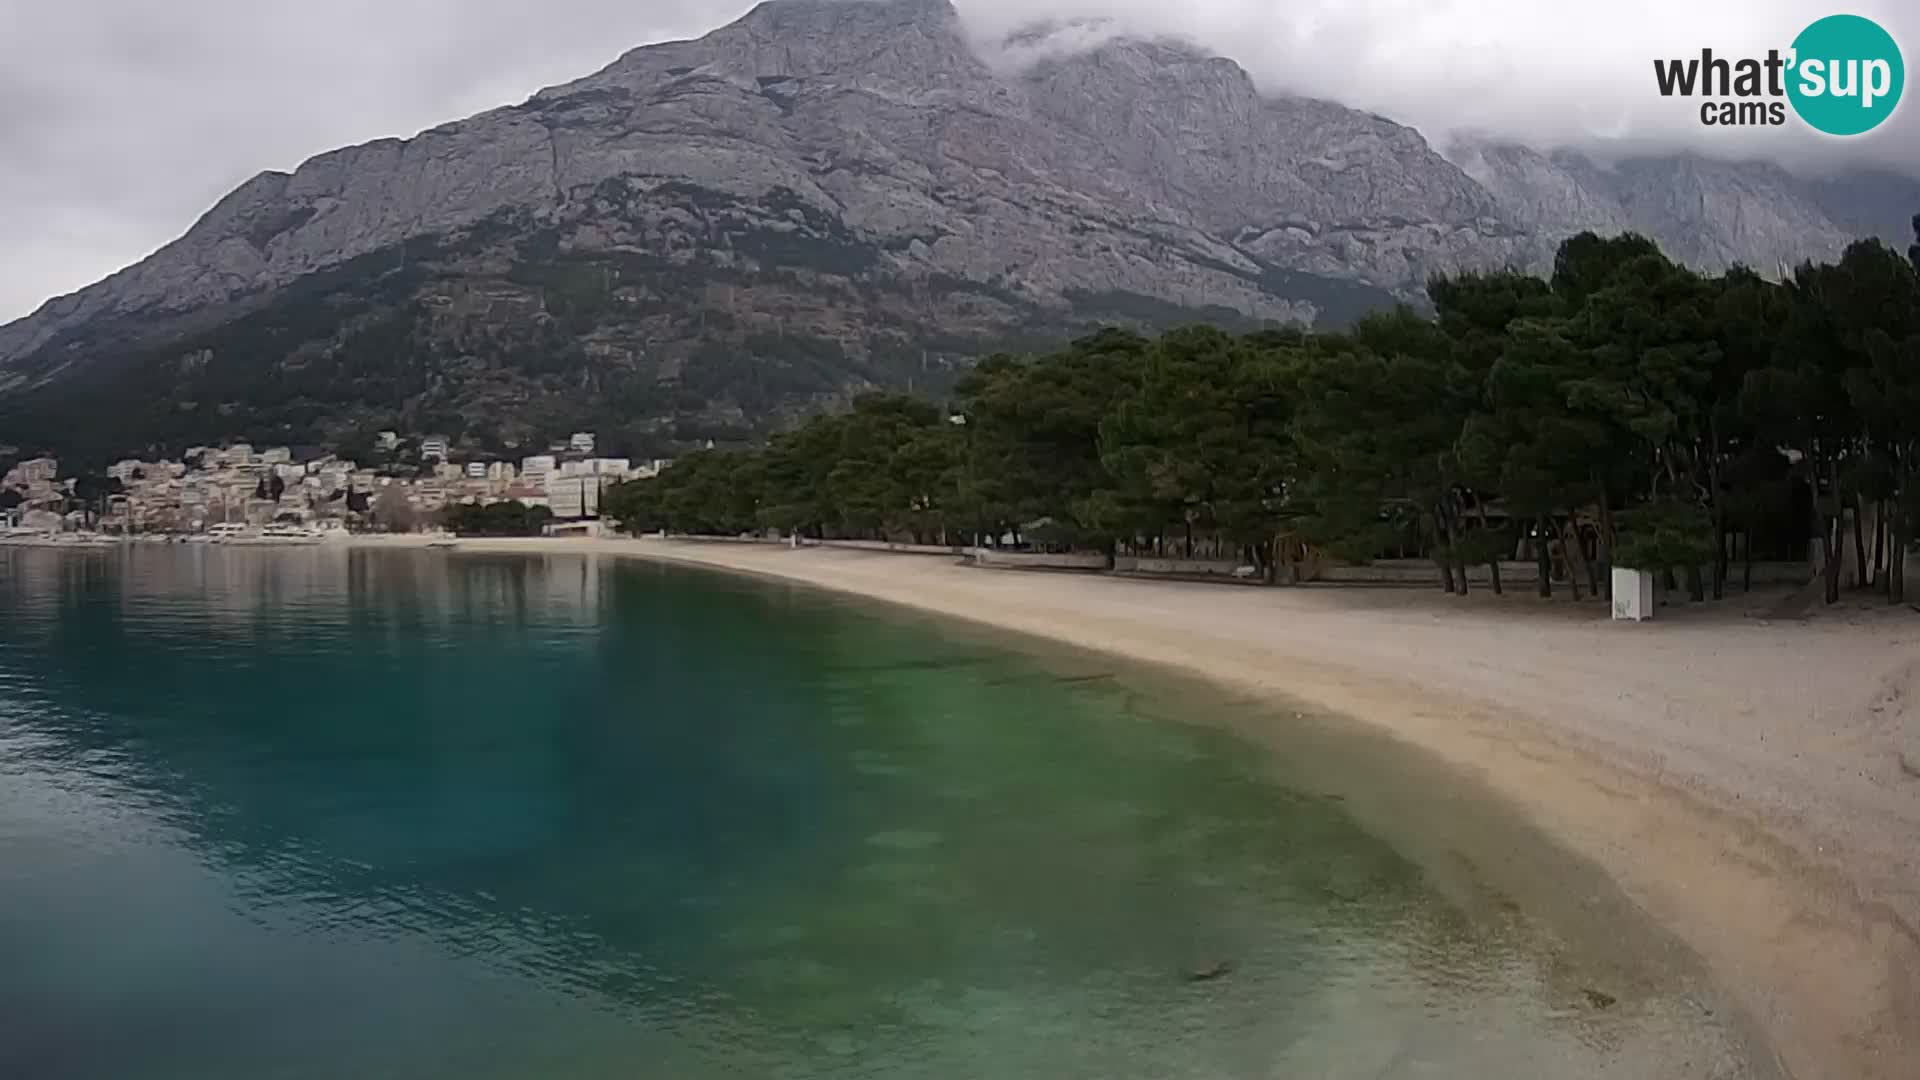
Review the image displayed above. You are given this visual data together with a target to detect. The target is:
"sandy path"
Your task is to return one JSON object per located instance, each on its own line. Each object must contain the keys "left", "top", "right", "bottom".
{"left": 413, "top": 536, "right": 1920, "bottom": 1078}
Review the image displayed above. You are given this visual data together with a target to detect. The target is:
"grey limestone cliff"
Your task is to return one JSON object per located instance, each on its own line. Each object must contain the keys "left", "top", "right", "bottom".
{"left": 0, "top": 0, "right": 1906, "bottom": 458}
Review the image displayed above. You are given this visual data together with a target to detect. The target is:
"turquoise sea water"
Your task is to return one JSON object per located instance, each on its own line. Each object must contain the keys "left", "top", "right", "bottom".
{"left": 0, "top": 547, "right": 1759, "bottom": 1078}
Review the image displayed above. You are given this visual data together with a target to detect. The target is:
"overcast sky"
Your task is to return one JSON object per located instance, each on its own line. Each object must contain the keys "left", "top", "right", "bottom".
{"left": 3, "top": 0, "right": 1914, "bottom": 324}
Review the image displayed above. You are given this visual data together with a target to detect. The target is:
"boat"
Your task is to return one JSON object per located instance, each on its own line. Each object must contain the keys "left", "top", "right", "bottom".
{"left": 201, "top": 523, "right": 320, "bottom": 545}
{"left": 229, "top": 524, "right": 324, "bottom": 546}
{"left": 0, "top": 530, "right": 118, "bottom": 548}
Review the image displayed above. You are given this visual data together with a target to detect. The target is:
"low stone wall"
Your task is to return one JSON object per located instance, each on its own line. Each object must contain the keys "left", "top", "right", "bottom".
{"left": 806, "top": 539, "right": 968, "bottom": 556}
{"left": 1113, "top": 556, "right": 1257, "bottom": 579}
{"left": 971, "top": 549, "right": 1110, "bottom": 571}
{"left": 658, "top": 533, "right": 775, "bottom": 545}
{"left": 657, "top": 534, "right": 971, "bottom": 556}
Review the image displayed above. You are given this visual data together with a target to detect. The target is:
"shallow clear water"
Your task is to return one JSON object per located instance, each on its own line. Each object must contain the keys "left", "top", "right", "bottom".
{"left": 0, "top": 547, "right": 1757, "bottom": 1078}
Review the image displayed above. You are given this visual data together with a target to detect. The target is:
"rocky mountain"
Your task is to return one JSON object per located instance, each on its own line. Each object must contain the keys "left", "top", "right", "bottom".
{"left": 1449, "top": 142, "right": 1916, "bottom": 275}
{"left": 0, "top": 0, "right": 1908, "bottom": 462}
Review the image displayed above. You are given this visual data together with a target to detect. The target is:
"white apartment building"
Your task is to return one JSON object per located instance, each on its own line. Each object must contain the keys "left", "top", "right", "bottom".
{"left": 548, "top": 475, "right": 601, "bottom": 519}
{"left": 520, "top": 455, "right": 557, "bottom": 484}
{"left": 414, "top": 481, "right": 449, "bottom": 511}
{"left": 4, "top": 457, "right": 59, "bottom": 488}
{"left": 421, "top": 435, "right": 450, "bottom": 461}
{"left": 569, "top": 432, "right": 597, "bottom": 454}
{"left": 504, "top": 482, "right": 550, "bottom": 509}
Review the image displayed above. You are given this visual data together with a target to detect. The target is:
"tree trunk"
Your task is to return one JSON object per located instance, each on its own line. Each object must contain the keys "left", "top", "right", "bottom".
{"left": 1894, "top": 457, "right": 1910, "bottom": 605}
{"left": 1710, "top": 422, "right": 1726, "bottom": 601}
{"left": 1686, "top": 561, "right": 1706, "bottom": 603}
{"left": 1872, "top": 500, "right": 1888, "bottom": 593}
{"left": 1895, "top": 530, "right": 1906, "bottom": 605}
{"left": 1712, "top": 521, "right": 1727, "bottom": 600}
{"left": 1824, "top": 458, "right": 1843, "bottom": 605}
{"left": 1824, "top": 515, "right": 1844, "bottom": 606}
{"left": 1562, "top": 520, "right": 1593, "bottom": 601}
{"left": 1852, "top": 497, "right": 1870, "bottom": 592}
{"left": 1743, "top": 527, "right": 1754, "bottom": 593}
{"left": 1427, "top": 512, "right": 1454, "bottom": 593}
{"left": 1535, "top": 515, "right": 1553, "bottom": 599}
{"left": 1597, "top": 488, "right": 1616, "bottom": 601}
{"left": 1441, "top": 501, "right": 1469, "bottom": 596}
{"left": 1720, "top": 511, "right": 1735, "bottom": 595}
{"left": 1473, "top": 495, "right": 1503, "bottom": 596}
{"left": 1890, "top": 520, "right": 1906, "bottom": 605}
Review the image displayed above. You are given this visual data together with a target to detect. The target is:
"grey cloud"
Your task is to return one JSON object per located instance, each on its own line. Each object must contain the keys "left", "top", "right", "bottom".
{"left": 3, "top": 0, "right": 1915, "bottom": 324}
{"left": 962, "top": 0, "right": 1917, "bottom": 171}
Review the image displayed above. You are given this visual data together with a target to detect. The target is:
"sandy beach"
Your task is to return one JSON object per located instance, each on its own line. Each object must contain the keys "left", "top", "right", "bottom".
{"left": 370, "top": 534, "right": 1920, "bottom": 1078}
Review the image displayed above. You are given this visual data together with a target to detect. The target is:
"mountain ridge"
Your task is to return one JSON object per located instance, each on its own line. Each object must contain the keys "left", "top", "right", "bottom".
{"left": 0, "top": 0, "right": 1907, "bottom": 460}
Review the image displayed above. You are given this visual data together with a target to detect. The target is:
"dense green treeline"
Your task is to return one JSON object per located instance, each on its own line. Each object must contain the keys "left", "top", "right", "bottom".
{"left": 606, "top": 228, "right": 1920, "bottom": 605}
{"left": 442, "top": 500, "right": 554, "bottom": 537}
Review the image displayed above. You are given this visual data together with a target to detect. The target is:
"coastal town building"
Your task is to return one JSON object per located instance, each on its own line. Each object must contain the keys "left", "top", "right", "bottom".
{"left": 4, "top": 457, "right": 59, "bottom": 489}
{"left": 3, "top": 439, "right": 670, "bottom": 535}
{"left": 520, "top": 455, "right": 556, "bottom": 485}
{"left": 548, "top": 475, "right": 602, "bottom": 519}
{"left": 503, "top": 482, "right": 551, "bottom": 509}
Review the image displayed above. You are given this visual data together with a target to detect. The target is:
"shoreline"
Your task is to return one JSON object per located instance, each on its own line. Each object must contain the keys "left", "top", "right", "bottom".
{"left": 389, "top": 535, "right": 1917, "bottom": 1075}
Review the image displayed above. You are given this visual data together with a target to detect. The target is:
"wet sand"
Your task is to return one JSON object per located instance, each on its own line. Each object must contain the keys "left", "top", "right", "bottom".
{"left": 370, "top": 535, "right": 1920, "bottom": 1079}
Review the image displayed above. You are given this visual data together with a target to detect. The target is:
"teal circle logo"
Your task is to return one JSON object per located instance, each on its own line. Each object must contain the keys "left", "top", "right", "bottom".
{"left": 1787, "top": 14, "right": 1904, "bottom": 135}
